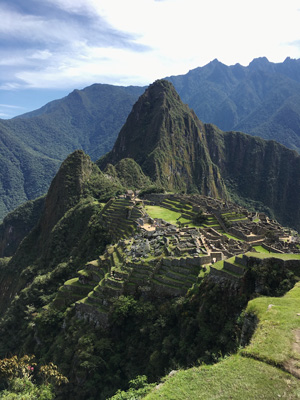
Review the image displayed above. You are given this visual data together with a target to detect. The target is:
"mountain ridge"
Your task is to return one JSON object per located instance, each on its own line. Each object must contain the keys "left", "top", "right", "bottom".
{"left": 2, "top": 57, "right": 300, "bottom": 221}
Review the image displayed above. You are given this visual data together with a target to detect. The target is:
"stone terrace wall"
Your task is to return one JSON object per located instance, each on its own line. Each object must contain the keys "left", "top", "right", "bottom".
{"left": 228, "top": 226, "right": 264, "bottom": 242}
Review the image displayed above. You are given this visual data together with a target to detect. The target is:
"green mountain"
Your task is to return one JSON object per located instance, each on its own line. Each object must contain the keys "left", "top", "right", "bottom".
{"left": 0, "top": 84, "right": 143, "bottom": 220}
{"left": 99, "top": 79, "right": 300, "bottom": 232}
{"left": 0, "top": 120, "right": 60, "bottom": 220}
{"left": 0, "top": 196, "right": 45, "bottom": 257}
{"left": 2, "top": 57, "right": 300, "bottom": 222}
{"left": 0, "top": 80, "right": 300, "bottom": 398}
{"left": 205, "top": 128, "right": 300, "bottom": 230}
{"left": 98, "top": 80, "right": 227, "bottom": 199}
{"left": 0, "top": 147, "right": 299, "bottom": 398}
{"left": 167, "top": 57, "right": 300, "bottom": 152}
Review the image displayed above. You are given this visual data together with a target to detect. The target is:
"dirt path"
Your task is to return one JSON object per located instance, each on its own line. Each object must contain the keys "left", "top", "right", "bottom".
{"left": 284, "top": 328, "right": 300, "bottom": 378}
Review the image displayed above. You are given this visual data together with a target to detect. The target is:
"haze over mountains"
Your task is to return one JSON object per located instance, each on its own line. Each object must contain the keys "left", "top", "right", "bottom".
{"left": 1, "top": 57, "right": 300, "bottom": 221}
{"left": 168, "top": 57, "right": 300, "bottom": 152}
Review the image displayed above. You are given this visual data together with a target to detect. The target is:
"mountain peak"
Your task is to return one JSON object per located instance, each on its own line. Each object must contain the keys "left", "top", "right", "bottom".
{"left": 248, "top": 56, "right": 270, "bottom": 69}
{"left": 99, "top": 80, "right": 227, "bottom": 198}
{"left": 141, "top": 79, "right": 181, "bottom": 106}
{"left": 37, "top": 150, "right": 94, "bottom": 243}
{"left": 98, "top": 79, "right": 185, "bottom": 168}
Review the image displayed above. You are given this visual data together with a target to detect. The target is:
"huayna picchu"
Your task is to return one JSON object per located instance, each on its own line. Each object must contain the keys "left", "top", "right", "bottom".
{"left": 0, "top": 81, "right": 299, "bottom": 399}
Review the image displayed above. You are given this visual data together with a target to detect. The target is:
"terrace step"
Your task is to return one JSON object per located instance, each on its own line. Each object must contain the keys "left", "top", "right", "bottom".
{"left": 223, "top": 259, "right": 246, "bottom": 276}
{"left": 151, "top": 278, "right": 187, "bottom": 296}
{"left": 154, "top": 274, "right": 189, "bottom": 289}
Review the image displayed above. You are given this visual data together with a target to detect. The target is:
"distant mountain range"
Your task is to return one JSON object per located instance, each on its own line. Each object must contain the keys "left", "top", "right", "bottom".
{"left": 167, "top": 57, "right": 300, "bottom": 152}
{"left": 1, "top": 57, "right": 300, "bottom": 220}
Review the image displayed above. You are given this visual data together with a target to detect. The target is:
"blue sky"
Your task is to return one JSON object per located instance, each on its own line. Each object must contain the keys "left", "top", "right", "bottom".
{"left": 1, "top": 0, "right": 300, "bottom": 118}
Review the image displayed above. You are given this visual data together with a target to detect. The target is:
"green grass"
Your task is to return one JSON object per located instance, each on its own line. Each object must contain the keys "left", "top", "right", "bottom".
{"left": 177, "top": 217, "right": 198, "bottom": 227}
{"left": 223, "top": 232, "right": 244, "bottom": 241}
{"left": 144, "top": 354, "right": 300, "bottom": 399}
{"left": 253, "top": 245, "right": 270, "bottom": 253}
{"left": 241, "top": 282, "right": 300, "bottom": 365}
{"left": 145, "top": 203, "right": 212, "bottom": 228}
{"left": 145, "top": 205, "right": 181, "bottom": 225}
{"left": 64, "top": 277, "right": 79, "bottom": 285}
{"left": 246, "top": 252, "right": 300, "bottom": 260}
{"left": 210, "top": 260, "right": 224, "bottom": 270}
{"left": 144, "top": 282, "right": 300, "bottom": 400}
{"left": 145, "top": 205, "right": 199, "bottom": 227}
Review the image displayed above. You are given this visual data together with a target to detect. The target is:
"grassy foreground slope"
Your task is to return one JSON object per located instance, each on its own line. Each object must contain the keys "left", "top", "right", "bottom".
{"left": 143, "top": 283, "right": 300, "bottom": 399}
{"left": 145, "top": 356, "right": 299, "bottom": 400}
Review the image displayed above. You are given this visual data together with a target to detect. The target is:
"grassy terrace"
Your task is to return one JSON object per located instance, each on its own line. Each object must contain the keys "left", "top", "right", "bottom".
{"left": 221, "top": 212, "right": 248, "bottom": 222}
{"left": 145, "top": 205, "right": 181, "bottom": 225}
{"left": 143, "top": 282, "right": 300, "bottom": 400}
{"left": 144, "top": 354, "right": 300, "bottom": 400}
{"left": 145, "top": 204, "right": 201, "bottom": 228}
{"left": 223, "top": 232, "right": 244, "bottom": 241}
{"left": 246, "top": 252, "right": 300, "bottom": 260}
{"left": 241, "top": 282, "right": 300, "bottom": 366}
{"left": 253, "top": 245, "right": 270, "bottom": 253}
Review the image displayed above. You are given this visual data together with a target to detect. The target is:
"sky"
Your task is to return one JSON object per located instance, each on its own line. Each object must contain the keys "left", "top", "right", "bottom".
{"left": 1, "top": 0, "right": 300, "bottom": 118}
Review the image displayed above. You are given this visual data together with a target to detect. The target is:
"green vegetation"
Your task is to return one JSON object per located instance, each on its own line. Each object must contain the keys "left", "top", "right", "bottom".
{"left": 223, "top": 232, "right": 244, "bottom": 241}
{"left": 253, "top": 245, "right": 270, "bottom": 253}
{"left": 0, "top": 85, "right": 143, "bottom": 220}
{"left": 246, "top": 252, "right": 300, "bottom": 260}
{"left": 119, "top": 282, "right": 300, "bottom": 400}
{"left": 168, "top": 57, "right": 300, "bottom": 154}
{"left": 110, "top": 158, "right": 152, "bottom": 190}
{"left": 109, "top": 375, "right": 155, "bottom": 400}
{"left": 0, "top": 196, "right": 45, "bottom": 257}
{"left": 144, "top": 355, "right": 300, "bottom": 400}
{"left": 145, "top": 203, "right": 199, "bottom": 227}
{"left": 0, "top": 355, "right": 68, "bottom": 399}
{"left": 242, "top": 282, "right": 300, "bottom": 365}
{"left": 145, "top": 205, "right": 181, "bottom": 225}
{"left": 1, "top": 75, "right": 300, "bottom": 400}
{"left": 98, "top": 80, "right": 227, "bottom": 200}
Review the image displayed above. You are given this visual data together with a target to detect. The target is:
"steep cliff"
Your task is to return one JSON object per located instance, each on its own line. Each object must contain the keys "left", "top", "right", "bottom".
{"left": 205, "top": 127, "right": 300, "bottom": 230}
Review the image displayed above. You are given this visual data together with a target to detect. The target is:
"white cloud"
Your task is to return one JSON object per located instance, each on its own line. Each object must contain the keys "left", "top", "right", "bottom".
{"left": 29, "top": 50, "right": 52, "bottom": 60}
{"left": 42, "top": 0, "right": 97, "bottom": 15}
{"left": 1, "top": 0, "right": 300, "bottom": 95}
{"left": 0, "top": 103, "right": 25, "bottom": 109}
